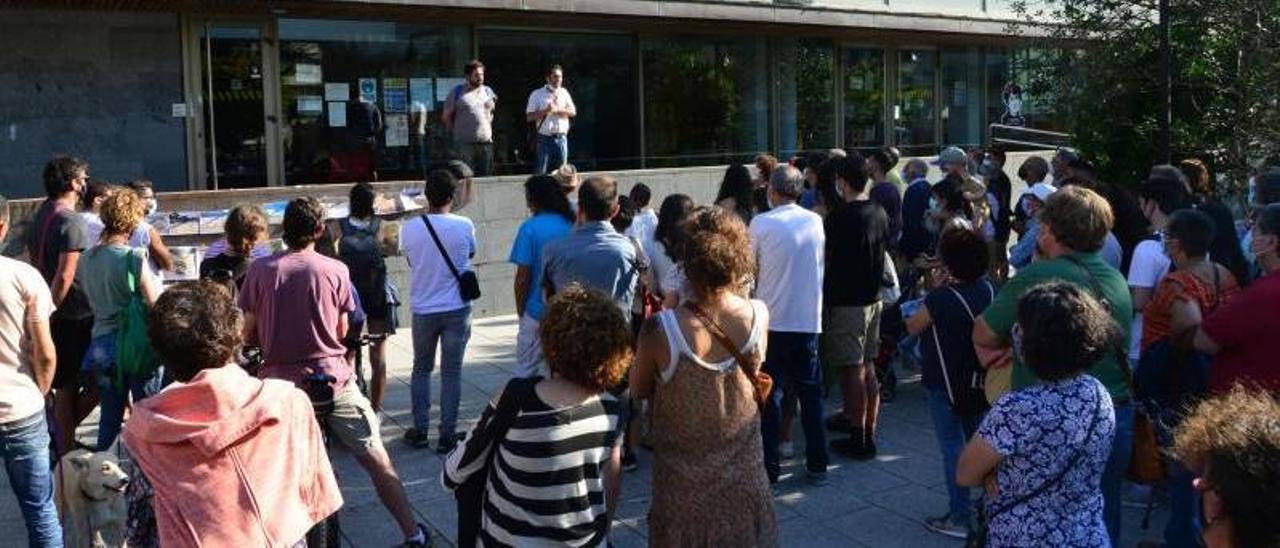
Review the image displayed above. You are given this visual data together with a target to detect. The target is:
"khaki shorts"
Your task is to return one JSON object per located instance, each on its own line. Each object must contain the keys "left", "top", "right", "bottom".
{"left": 821, "top": 302, "right": 883, "bottom": 367}
{"left": 327, "top": 382, "right": 383, "bottom": 455}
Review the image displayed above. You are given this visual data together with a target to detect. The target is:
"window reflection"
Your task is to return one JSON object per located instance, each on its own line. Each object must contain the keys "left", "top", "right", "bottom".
{"left": 277, "top": 19, "right": 468, "bottom": 185}
{"left": 643, "top": 36, "right": 769, "bottom": 168}
{"left": 896, "top": 49, "right": 937, "bottom": 154}
{"left": 942, "top": 47, "right": 983, "bottom": 147}
{"left": 778, "top": 39, "right": 835, "bottom": 158}
{"left": 842, "top": 47, "right": 885, "bottom": 151}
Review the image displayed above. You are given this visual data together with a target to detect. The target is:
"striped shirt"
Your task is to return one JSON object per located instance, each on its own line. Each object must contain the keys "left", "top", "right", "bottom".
{"left": 443, "top": 385, "right": 621, "bottom": 547}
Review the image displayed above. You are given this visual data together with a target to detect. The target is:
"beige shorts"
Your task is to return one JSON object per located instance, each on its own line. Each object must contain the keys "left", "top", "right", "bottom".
{"left": 821, "top": 302, "right": 883, "bottom": 367}
{"left": 327, "top": 381, "right": 383, "bottom": 455}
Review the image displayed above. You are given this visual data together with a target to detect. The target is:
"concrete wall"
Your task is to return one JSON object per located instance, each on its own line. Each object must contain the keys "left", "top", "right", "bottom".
{"left": 0, "top": 10, "right": 188, "bottom": 199}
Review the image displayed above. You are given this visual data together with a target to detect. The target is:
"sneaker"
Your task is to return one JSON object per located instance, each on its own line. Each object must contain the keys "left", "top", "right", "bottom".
{"left": 829, "top": 437, "right": 869, "bottom": 459}
{"left": 436, "top": 432, "right": 465, "bottom": 455}
{"left": 825, "top": 414, "right": 853, "bottom": 433}
{"left": 622, "top": 450, "right": 639, "bottom": 472}
{"left": 806, "top": 468, "right": 830, "bottom": 486}
{"left": 400, "top": 523, "right": 432, "bottom": 547}
{"left": 403, "top": 427, "right": 432, "bottom": 449}
{"left": 779, "top": 441, "right": 796, "bottom": 459}
{"left": 924, "top": 513, "right": 971, "bottom": 540}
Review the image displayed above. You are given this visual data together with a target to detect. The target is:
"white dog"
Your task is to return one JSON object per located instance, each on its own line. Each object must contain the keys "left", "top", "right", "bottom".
{"left": 54, "top": 449, "right": 129, "bottom": 548}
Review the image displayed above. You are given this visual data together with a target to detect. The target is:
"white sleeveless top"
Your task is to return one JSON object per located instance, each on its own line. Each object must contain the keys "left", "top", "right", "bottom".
{"left": 655, "top": 299, "right": 766, "bottom": 383}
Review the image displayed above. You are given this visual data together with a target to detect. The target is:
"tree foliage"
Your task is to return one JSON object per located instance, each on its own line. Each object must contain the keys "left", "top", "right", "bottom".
{"left": 1008, "top": 0, "right": 1280, "bottom": 193}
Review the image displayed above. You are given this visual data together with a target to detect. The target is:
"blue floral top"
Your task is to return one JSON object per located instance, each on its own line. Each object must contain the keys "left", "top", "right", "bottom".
{"left": 978, "top": 375, "right": 1115, "bottom": 547}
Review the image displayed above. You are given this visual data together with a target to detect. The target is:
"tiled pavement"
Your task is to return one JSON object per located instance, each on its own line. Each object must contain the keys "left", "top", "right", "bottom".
{"left": 1, "top": 315, "right": 1169, "bottom": 546}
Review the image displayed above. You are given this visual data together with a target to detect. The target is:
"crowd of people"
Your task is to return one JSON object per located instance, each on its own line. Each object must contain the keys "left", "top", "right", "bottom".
{"left": 0, "top": 144, "right": 1277, "bottom": 548}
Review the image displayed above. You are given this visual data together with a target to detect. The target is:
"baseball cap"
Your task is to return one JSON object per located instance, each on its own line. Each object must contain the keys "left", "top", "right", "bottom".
{"left": 932, "top": 146, "right": 966, "bottom": 166}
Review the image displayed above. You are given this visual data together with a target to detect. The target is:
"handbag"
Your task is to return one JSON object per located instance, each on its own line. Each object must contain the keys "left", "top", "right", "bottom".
{"left": 1127, "top": 409, "right": 1166, "bottom": 484}
{"left": 421, "top": 214, "right": 481, "bottom": 302}
{"left": 115, "top": 248, "right": 158, "bottom": 391}
{"left": 683, "top": 302, "right": 773, "bottom": 406}
{"left": 455, "top": 377, "right": 537, "bottom": 548}
{"left": 967, "top": 390, "right": 1105, "bottom": 547}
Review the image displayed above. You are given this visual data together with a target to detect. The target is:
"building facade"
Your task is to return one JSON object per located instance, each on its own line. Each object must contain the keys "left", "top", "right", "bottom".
{"left": 0, "top": 0, "right": 1058, "bottom": 198}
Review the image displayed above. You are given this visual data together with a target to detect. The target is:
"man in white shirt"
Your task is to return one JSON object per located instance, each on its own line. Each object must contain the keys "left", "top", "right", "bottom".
{"left": 750, "top": 165, "right": 829, "bottom": 485}
{"left": 0, "top": 194, "right": 62, "bottom": 545}
{"left": 399, "top": 170, "right": 478, "bottom": 454}
{"left": 525, "top": 64, "right": 577, "bottom": 175}
{"left": 1128, "top": 166, "right": 1190, "bottom": 361}
{"left": 624, "top": 183, "right": 658, "bottom": 246}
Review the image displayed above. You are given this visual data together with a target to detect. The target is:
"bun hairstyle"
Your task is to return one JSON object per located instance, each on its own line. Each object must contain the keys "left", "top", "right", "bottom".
{"left": 679, "top": 207, "right": 753, "bottom": 297}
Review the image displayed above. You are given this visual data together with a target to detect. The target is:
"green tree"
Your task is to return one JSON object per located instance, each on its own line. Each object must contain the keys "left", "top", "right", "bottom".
{"left": 1008, "top": 0, "right": 1280, "bottom": 193}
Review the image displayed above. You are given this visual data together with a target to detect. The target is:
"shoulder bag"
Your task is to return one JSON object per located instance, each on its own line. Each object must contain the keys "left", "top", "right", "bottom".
{"left": 967, "top": 390, "right": 1104, "bottom": 547}
{"left": 455, "top": 377, "right": 537, "bottom": 548}
{"left": 421, "top": 214, "right": 481, "bottom": 302}
{"left": 932, "top": 282, "right": 994, "bottom": 416}
{"left": 115, "top": 248, "right": 158, "bottom": 391}
{"left": 683, "top": 302, "right": 773, "bottom": 406}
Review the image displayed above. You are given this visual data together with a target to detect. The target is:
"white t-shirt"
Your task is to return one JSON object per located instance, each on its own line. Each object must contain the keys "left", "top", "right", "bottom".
{"left": 0, "top": 257, "right": 55, "bottom": 423}
{"left": 80, "top": 211, "right": 105, "bottom": 245}
{"left": 128, "top": 222, "right": 165, "bottom": 283}
{"left": 626, "top": 208, "right": 658, "bottom": 250}
{"left": 524, "top": 85, "right": 576, "bottom": 136}
{"left": 749, "top": 203, "right": 825, "bottom": 333}
{"left": 1127, "top": 238, "right": 1172, "bottom": 360}
{"left": 400, "top": 213, "right": 477, "bottom": 315}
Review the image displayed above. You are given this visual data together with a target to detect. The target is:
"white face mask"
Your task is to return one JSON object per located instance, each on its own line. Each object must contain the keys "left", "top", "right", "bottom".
{"left": 145, "top": 198, "right": 158, "bottom": 216}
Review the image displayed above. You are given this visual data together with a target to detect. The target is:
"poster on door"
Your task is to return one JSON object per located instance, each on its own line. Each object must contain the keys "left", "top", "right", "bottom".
{"left": 383, "top": 78, "right": 408, "bottom": 113}
{"left": 385, "top": 114, "right": 409, "bottom": 147}
{"left": 358, "top": 78, "right": 378, "bottom": 104}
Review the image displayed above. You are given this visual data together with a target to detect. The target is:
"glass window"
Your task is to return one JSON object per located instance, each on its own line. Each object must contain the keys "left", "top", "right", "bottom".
{"left": 777, "top": 39, "right": 835, "bottom": 159}
{"left": 478, "top": 29, "right": 639, "bottom": 173}
{"left": 942, "top": 47, "right": 983, "bottom": 147}
{"left": 986, "top": 47, "right": 1066, "bottom": 134}
{"left": 895, "top": 49, "right": 937, "bottom": 155}
{"left": 842, "top": 47, "right": 885, "bottom": 151}
{"left": 278, "top": 19, "right": 469, "bottom": 185}
{"left": 643, "top": 36, "right": 769, "bottom": 168}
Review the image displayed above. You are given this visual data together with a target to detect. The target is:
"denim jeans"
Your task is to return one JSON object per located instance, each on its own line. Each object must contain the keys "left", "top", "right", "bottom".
{"left": 1165, "top": 461, "right": 1201, "bottom": 547}
{"left": 760, "top": 331, "right": 828, "bottom": 480}
{"left": 926, "top": 387, "right": 981, "bottom": 522}
{"left": 84, "top": 333, "right": 161, "bottom": 450}
{"left": 411, "top": 307, "right": 472, "bottom": 439}
{"left": 1101, "top": 401, "right": 1136, "bottom": 545}
{"left": 534, "top": 133, "right": 567, "bottom": 175}
{"left": 0, "top": 412, "right": 62, "bottom": 547}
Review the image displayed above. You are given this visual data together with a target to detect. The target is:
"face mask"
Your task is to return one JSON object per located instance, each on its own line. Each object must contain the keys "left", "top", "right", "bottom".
{"left": 145, "top": 199, "right": 158, "bottom": 216}
{"left": 928, "top": 196, "right": 938, "bottom": 211}
{"left": 766, "top": 192, "right": 775, "bottom": 210}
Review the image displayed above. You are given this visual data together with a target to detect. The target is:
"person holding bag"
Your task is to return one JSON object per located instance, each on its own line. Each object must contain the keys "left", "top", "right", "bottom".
{"left": 76, "top": 188, "right": 161, "bottom": 450}
{"left": 632, "top": 208, "right": 778, "bottom": 547}
{"left": 400, "top": 169, "right": 479, "bottom": 453}
{"left": 904, "top": 226, "right": 995, "bottom": 539}
{"left": 958, "top": 282, "right": 1120, "bottom": 547}
{"left": 442, "top": 286, "right": 627, "bottom": 547}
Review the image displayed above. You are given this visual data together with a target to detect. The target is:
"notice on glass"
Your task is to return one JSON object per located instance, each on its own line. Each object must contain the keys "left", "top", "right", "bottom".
{"left": 435, "top": 78, "right": 464, "bottom": 103}
{"left": 358, "top": 78, "right": 378, "bottom": 103}
{"left": 324, "top": 82, "right": 349, "bottom": 102}
{"left": 295, "top": 63, "right": 322, "bottom": 85}
{"left": 385, "top": 114, "right": 409, "bottom": 147}
{"left": 383, "top": 78, "right": 408, "bottom": 113}
{"left": 297, "top": 95, "right": 323, "bottom": 114}
{"left": 410, "top": 78, "right": 432, "bottom": 112}
{"left": 327, "top": 101, "right": 347, "bottom": 127}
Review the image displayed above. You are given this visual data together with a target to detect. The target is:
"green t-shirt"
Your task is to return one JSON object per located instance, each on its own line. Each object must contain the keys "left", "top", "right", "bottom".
{"left": 980, "top": 252, "right": 1134, "bottom": 401}
{"left": 76, "top": 244, "right": 149, "bottom": 338}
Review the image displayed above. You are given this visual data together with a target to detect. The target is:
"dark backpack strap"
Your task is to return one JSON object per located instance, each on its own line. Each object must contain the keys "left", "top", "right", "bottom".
{"left": 1063, "top": 255, "right": 1134, "bottom": 387}
{"left": 421, "top": 214, "right": 463, "bottom": 282}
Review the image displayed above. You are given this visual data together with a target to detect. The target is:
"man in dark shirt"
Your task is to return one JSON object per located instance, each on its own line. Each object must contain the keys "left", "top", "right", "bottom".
{"left": 823, "top": 153, "right": 890, "bottom": 459}
{"left": 899, "top": 158, "right": 934, "bottom": 262}
{"left": 25, "top": 155, "right": 94, "bottom": 456}
{"left": 868, "top": 148, "right": 903, "bottom": 249}
{"left": 985, "top": 147, "right": 1013, "bottom": 280}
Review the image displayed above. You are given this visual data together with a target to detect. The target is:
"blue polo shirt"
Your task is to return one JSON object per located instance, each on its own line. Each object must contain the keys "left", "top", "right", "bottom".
{"left": 541, "top": 221, "right": 640, "bottom": 317}
{"left": 509, "top": 212, "right": 573, "bottom": 321}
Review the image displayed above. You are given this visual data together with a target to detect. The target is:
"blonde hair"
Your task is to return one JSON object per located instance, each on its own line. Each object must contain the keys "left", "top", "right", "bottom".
{"left": 100, "top": 187, "right": 146, "bottom": 237}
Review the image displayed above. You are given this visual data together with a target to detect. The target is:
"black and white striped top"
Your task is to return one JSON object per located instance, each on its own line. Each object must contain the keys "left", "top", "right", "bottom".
{"left": 443, "top": 383, "right": 621, "bottom": 547}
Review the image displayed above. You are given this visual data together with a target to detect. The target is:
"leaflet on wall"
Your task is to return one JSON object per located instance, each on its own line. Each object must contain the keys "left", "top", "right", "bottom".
{"left": 383, "top": 78, "right": 408, "bottom": 113}
{"left": 409, "top": 78, "right": 432, "bottom": 112}
{"left": 385, "top": 114, "right": 409, "bottom": 147}
{"left": 295, "top": 63, "right": 322, "bottom": 85}
{"left": 324, "top": 82, "right": 350, "bottom": 102}
{"left": 327, "top": 101, "right": 347, "bottom": 127}
{"left": 297, "top": 95, "right": 323, "bottom": 115}
{"left": 358, "top": 78, "right": 378, "bottom": 103}
{"left": 434, "top": 78, "right": 464, "bottom": 103}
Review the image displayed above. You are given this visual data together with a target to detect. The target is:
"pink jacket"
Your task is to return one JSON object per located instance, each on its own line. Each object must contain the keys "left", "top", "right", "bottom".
{"left": 122, "top": 365, "right": 342, "bottom": 547}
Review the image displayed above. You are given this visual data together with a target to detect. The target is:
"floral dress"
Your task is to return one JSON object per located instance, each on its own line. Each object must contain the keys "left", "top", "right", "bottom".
{"left": 979, "top": 375, "right": 1116, "bottom": 547}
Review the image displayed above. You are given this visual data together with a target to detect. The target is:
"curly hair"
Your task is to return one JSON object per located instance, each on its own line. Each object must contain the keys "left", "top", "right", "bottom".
{"left": 100, "top": 187, "right": 146, "bottom": 237}
{"left": 539, "top": 285, "right": 632, "bottom": 392}
{"left": 148, "top": 280, "right": 243, "bottom": 382}
{"left": 680, "top": 207, "right": 754, "bottom": 298}
{"left": 1016, "top": 282, "right": 1122, "bottom": 381}
{"left": 1173, "top": 387, "right": 1280, "bottom": 548}
{"left": 938, "top": 226, "right": 989, "bottom": 282}
{"left": 225, "top": 204, "right": 267, "bottom": 256}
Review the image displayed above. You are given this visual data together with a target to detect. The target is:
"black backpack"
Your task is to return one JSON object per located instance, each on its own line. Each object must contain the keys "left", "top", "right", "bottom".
{"left": 199, "top": 252, "right": 252, "bottom": 300}
{"left": 339, "top": 217, "right": 388, "bottom": 313}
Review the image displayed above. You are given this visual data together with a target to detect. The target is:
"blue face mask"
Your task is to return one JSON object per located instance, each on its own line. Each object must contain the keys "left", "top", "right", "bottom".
{"left": 929, "top": 196, "right": 939, "bottom": 211}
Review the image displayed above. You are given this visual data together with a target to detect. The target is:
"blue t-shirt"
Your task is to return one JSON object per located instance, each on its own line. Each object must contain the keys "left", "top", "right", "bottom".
{"left": 509, "top": 212, "right": 573, "bottom": 321}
